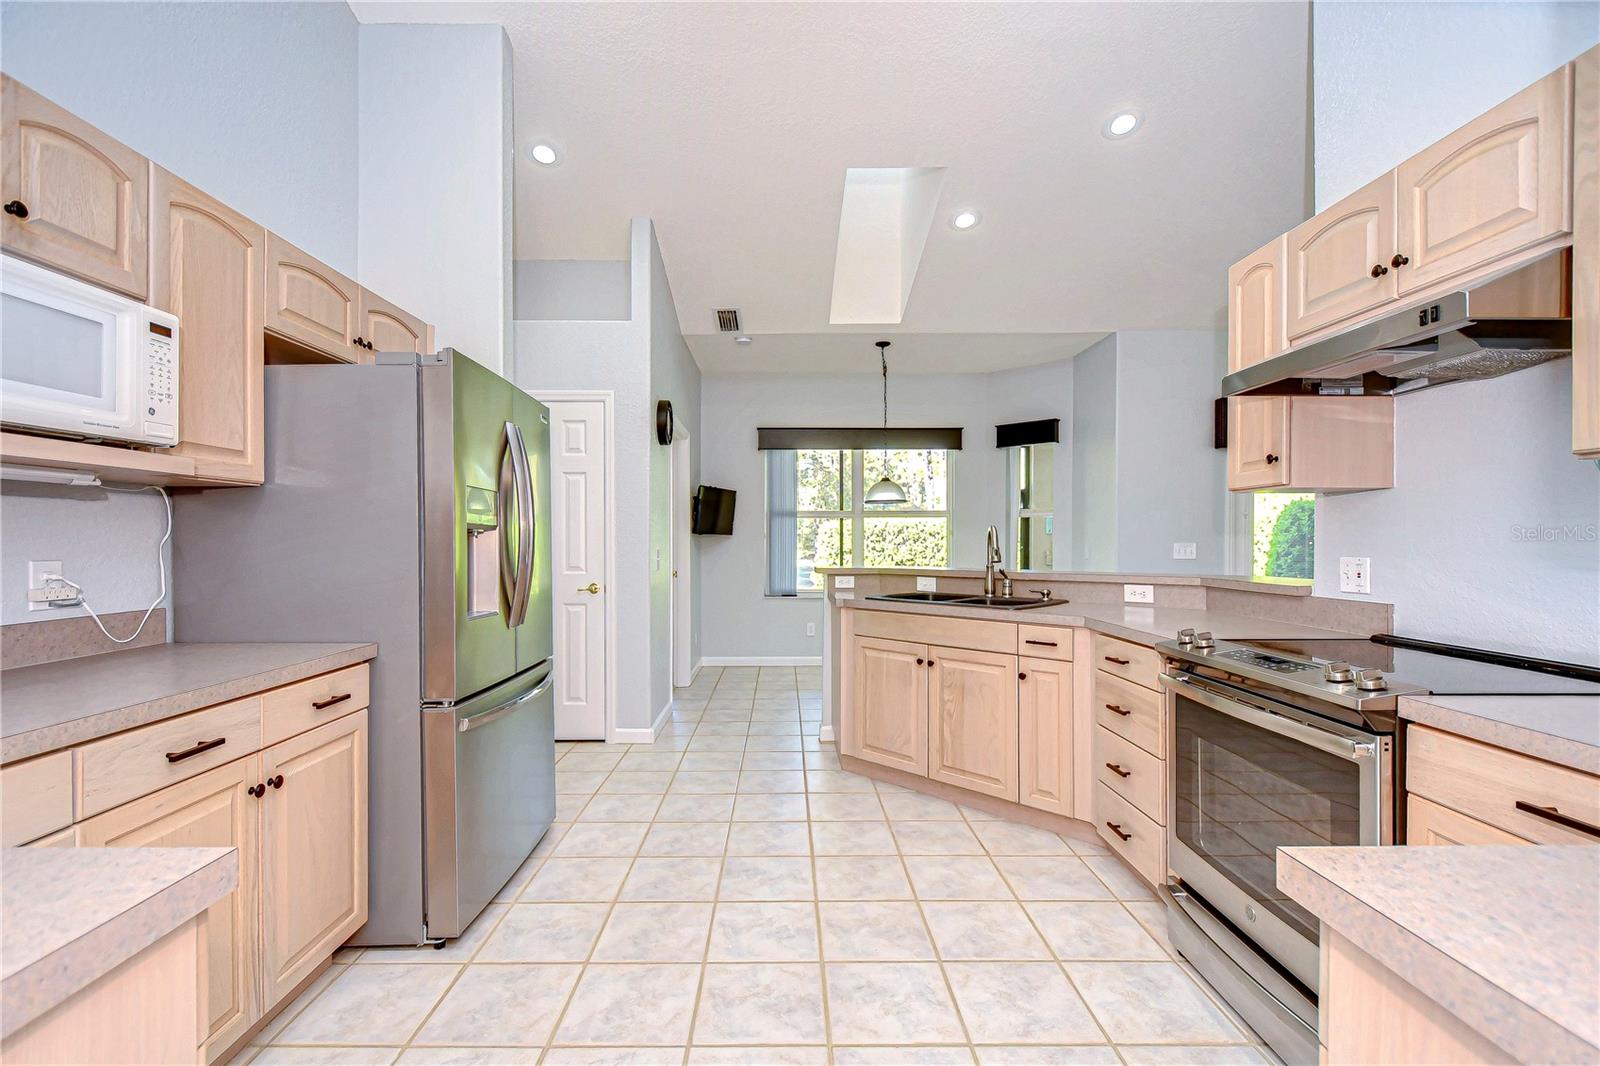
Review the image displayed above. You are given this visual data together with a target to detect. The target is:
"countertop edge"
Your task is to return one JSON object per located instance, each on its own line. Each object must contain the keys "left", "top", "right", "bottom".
{"left": 1399, "top": 694, "right": 1600, "bottom": 775}
{"left": 1277, "top": 849, "right": 1594, "bottom": 1064}
{"left": 1, "top": 847, "right": 238, "bottom": 1039}
{"left": 1, "top": 642, "right": 378, "bottom": 764}
{"left": 818, "top": 568, "right": 1315, "bottom": 596}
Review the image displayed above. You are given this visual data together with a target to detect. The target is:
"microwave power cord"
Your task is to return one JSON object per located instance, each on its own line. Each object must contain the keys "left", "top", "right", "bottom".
{"left": 52, "top": 484, "right": 172, "bottom": 645}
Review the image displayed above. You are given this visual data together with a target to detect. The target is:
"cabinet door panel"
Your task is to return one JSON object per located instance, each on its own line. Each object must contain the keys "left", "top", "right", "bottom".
{"left": 359, "top": 287, "right": 430, "bottom": 357}
{"left": 848, "top": 636, "right": 928, "bottom": 775}
{"left": 0, "top": 75, "right": 148, "bottom": 298}
{"left": 1286, "top": 173, "right": 1397, "bottom": 339}
{"left": 264, "top": 232, "right": 359, "bottom": 362}
{"left": 1228, "top": 236, "right": 1286, "bottom": 372}
{"left": 1406, "top": 794, "right": 1529, "bottom": 846}
{"left": 1227, "top": 396, "right": 1289, "bottom": 491}
{"left": 1018, "top": 656, "right": 1072, "bottom": 816}
{"left": 151, "top": 167, "right": 264, "bottom": 484}
{"left": 261, "top": 708, "right": 368, "bottom": 1006}
{"left": 1397, "top": 65, "right": 1573, "bottom": 294}
{"left": 928, "top": 646, "right": 1019, "bottom": 800}
{"left": 78, "top": 755, "right": 263, "bottom": 1060}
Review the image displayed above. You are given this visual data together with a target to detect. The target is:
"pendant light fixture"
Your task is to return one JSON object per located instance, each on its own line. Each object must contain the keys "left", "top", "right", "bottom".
{"left": 864, "top": 340, "right": 909, "bottom": 505}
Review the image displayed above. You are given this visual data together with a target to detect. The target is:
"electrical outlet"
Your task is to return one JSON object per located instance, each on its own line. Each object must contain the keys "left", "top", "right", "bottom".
{"left": 1123, "top": 583, "right": 1155, "bottom": 604}
{"left": 806, "top": 622, "right": 817, "bottom": 637}
{"left": 1339, "top": 557, "right": 1371, "bottom": 595}
{"left": 916, "top": 576, "right": 937, "bottom": 592}
{"left": 833, "top": 575, "right": 855, "bottom": 589}
{"left": 27, "top": 560, "right": 77, "bottom": 611}
{"left": 654, "top": 548, "right": 663, "bottom": 572}
{"left": 1172, "top": 542, "right": 1197, "bottom": 560}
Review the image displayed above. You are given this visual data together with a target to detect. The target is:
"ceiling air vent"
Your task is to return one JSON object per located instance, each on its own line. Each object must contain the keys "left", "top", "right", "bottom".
{"left": 715, "top": 308, "right": 741, "bottom": 333}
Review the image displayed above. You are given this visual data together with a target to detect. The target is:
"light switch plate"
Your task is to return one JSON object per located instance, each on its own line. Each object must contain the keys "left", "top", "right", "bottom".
{"left": 833, "top": 575, "right": 855, "bottom": 589}
{"left": 1339, "top": 557, "right": 1371, "bottom": 595}
{"left": 1123, "top": 583, "right": 1155, "bottom": 604}
{"left": 916, "top": 576, "right": 937, "bottom": 592}
{"left": 806, "top": 622, "right": 817, "bottom": 637}
{"left": 1172, "top": 542, "right": 1197, "bottom": 560}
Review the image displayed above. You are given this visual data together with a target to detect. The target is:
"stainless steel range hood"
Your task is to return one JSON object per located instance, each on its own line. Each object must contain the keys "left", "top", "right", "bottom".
{"left": 1222, "top": 290, "right": 1572, "bottom": 398}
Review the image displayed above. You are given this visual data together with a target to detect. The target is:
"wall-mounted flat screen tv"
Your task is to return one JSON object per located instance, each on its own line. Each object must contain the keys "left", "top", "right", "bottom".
{"left": 692, "top": 485, "right": 736, "bottom": 535}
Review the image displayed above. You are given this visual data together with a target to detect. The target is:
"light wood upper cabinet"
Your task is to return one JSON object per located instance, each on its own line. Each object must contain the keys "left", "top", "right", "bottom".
{"left": 1286, "top": 172, "right": 1397, "bottom": 340}
{"left": 151, "top": 167, "right": 264, "bottom": 485}
{"left": 264, "top": 232, "right": 360, "bottom": 362}
{"left": 1228, "top": 235, "right": 1287, "bottom": 372}
{"left": 1571, "top": 48, "right": 1598, "bottom": 457}
{"left": 0, "top": 75, "right": 148, "bottom": 299}
{"left": 847, "top": 636, "right": 929, "bottom": 776}
{"left": 1229, "top": 396, "right": 1393, "bottom": 493}
{"left": 1396, "top": 64, "right": 1573, "bottom": 295}
{"left": 1017, "top": 655, "right": 1073, "bottom": 816}
{"left": 360, "top": 287, "right": 432, "bottom": 356}
{"left": 1226, "top": 396, "right": 1289, "bottom": 490}
{"left": 78, "top": 755, "right": 263, "bottom": 1061}
{"left": 260, "top": 708, "right": 368, "bottom": 1007}
{"left": 928, "top": 646, "right": 1019, "bottom": 801}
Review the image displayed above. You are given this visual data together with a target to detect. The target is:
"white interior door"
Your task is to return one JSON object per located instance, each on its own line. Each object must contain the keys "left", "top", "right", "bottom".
{"left": 672, "top": 432, "right": 693, "bottom": 687}
{"left": 540, "top": 397, "right": 610, "bottom": 740}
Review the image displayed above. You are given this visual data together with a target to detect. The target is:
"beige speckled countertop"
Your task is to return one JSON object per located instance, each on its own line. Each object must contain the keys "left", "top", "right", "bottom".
{"left": 0, "top": 642, "right": 377, "bottom": 764}
{"left": 836, "top": 594, "right": 1360, "bottom": 644}
{"left": 820, "top": 567, "right": 1316, "bottom": 596}
{"left": 1401, "top": 693, "right": 1600, "bottom": 775}
{"left": 1279, "top": 844, "right": 1600, "bottom": 1065}
{"left": 1, "top": 846, "right": 237, "bottom": 1038}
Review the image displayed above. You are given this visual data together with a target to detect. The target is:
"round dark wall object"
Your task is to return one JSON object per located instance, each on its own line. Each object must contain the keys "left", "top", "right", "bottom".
{"left": 656, "top": 399, "right": 675, "bottom": 445}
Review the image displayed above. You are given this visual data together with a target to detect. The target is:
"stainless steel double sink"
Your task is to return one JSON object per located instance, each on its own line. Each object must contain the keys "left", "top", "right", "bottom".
{"left": 864, "top": 591, "right": 1062, "bottom": 611}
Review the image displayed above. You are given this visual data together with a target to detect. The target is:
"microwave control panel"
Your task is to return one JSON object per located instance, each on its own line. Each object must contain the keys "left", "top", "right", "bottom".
{"left": 141, "top": 317, "right": 178, "bottom": 444}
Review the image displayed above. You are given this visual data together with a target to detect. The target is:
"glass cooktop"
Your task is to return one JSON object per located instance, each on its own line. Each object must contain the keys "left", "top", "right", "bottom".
{"left": 1234, "top": 635, "right": 1600, "bottom": 696}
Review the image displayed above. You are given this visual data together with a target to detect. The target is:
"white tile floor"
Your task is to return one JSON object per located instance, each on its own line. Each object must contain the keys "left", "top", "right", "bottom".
{"left": 232, "top": 667, "right": 1273, "bottom": 1066}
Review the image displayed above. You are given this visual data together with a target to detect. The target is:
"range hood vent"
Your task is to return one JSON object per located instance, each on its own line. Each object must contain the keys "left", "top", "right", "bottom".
{"left": 1223, "top": 290, "right": 1571, "bottom": 398}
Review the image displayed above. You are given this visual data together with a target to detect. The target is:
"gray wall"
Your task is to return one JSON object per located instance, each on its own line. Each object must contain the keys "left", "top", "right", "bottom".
{"left": 1071, "top": 336, "right": 1120, "bottom": 571}
{"left": 515, "top": 261, "right": 632, "bottom": 321}
{"left": 1311, "top": 1, "right": 1600, "bottom": 660}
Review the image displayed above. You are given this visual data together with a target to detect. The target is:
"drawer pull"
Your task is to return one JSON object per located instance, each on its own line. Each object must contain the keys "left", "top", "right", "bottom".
{"left": 166, "top": 737, "right": 226, "bottom": 763}
{"left": 1104, "top": 656, "right": 1131, "bottom": 666}
{"left": 313, "top": 692, "right": 353, "bottom": 710}
{"left": 1514, "top": 800, "right": 1600, "bottom": 839}
{"left": 1105, "top": 703, "right": 1131, "bottom": 717}
{"left": 1105, "top": 821, "right": 1132, "bottom": 842}
{"left": 1105, "top": 762, "right": 1131, "bottom": 778}
{"left": 1024, "top": 639, "right": 1058, "bottom": 647}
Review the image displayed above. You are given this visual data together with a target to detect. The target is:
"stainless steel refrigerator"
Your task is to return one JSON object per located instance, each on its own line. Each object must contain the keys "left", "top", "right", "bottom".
{"left": 173, "top": 349, "right": 555, "bottom": 945}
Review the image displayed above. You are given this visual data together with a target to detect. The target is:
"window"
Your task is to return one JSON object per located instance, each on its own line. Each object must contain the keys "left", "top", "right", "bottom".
{"left": 767, "top": 448, "right": 950, "bottom": 595}
{"left": 1007, "top": 443, "right": 1055, "bottom": 569}
{"left": 1251, "top": 491, "right": 1315, "bottom": 579}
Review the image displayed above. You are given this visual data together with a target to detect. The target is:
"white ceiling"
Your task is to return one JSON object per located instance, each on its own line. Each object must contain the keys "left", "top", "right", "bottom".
{"left": 351, "top": 2, "right": 1311, "bottom": 374}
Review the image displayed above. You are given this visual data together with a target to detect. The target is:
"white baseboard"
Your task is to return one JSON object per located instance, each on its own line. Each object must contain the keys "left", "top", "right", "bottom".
{"left": 611, "top": 699, "right": 674, "bottom": 744}
{"left": 701, "top": 655, "right": 822, "bottom": 667}
{"left": 817, "top": 723, "right": 836, "bottom": 743}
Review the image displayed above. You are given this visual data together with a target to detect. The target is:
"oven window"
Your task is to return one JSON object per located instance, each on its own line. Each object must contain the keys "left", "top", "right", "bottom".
{"left": 1173, "top": 694, "right": 1362, "bottom": 943}
{"left": 1, "top": 293, "right": 116, "bottom": 407}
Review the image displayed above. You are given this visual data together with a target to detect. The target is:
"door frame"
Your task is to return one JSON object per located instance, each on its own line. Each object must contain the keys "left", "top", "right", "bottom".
{"left": 671, "top": 429, "right": 695, "bottom": 687}
{"left": 530, "top": 388, "right": 618, "bottom": 743}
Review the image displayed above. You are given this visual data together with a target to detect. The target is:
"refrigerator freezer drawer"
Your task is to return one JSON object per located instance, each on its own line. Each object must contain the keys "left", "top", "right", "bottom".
{"left": 422, "top": 662, "right": 556, "bottom": 940}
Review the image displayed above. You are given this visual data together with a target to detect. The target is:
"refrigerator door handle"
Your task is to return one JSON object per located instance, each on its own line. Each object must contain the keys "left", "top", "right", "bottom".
{"left": 497, "top": 420, "right": 519, "bottom": 618}
{"left": 506, "top": 420, "right": 535, "bottom": 627}
{"left": 458, "top": 670, "right": 555, "bottom": 733}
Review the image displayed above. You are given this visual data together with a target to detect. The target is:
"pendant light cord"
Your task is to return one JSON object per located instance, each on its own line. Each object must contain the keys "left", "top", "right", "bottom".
{"left": 881, "top": 349, "right": 889, "bottom": 431}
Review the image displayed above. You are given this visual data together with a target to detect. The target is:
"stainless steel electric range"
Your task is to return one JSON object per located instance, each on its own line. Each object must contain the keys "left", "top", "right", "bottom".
{"left": 1153, "top": 629, "right": 1600, "bottom": 1065}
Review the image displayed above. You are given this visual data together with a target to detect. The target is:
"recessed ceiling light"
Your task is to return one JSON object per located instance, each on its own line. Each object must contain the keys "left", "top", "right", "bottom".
{"left": 951, "top": 210, "right": 980, "bottom": 230}
{"left": 734, "top": 335, "right": 753, "bottom": 346}
{"left": 528, "top": 143, "right": 560, "bottom": 166}
{"left": 1103, "top": 111, "right": 1142, "bottom": 139}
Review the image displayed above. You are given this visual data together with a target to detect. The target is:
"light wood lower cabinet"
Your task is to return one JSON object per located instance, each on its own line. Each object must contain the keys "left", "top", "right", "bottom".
{"left": 1017, "top": 656, "right": 1073, "bottom": 815}
{"left": 1406, "top": 793, "right": 1529, "bottom": 846}
{"left": 928, "top": 647, "right": 1019, "bottom": 800}
{"left": 260, "top": 709, "right": 369, "bottom": 1007}
{"left": 79, "top": 756, "right": 263, "bottom": 1060}
{"left": 847, "top": 635, "right": 929, "bottom": 776}
{"left": 1406, "top": 723, "right": 1600, "bottom": 844}
{"left": 0, "top": 750, "right": 73, "bottom": 846}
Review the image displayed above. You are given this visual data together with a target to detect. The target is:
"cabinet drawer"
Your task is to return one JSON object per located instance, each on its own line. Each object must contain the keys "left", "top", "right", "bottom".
{"left": 1017, "top": 625, "right": 1073, "bottom": 661}
{"left": 262, "top": 664, "right": 370, "bottom": 747}
{"left": 1407, "top": 725, "right": 1600, "bottom": 845}
{"left": 852, "top": 610, "right": 1016, "bottom": 655}
{"left": 1094, "top": 670, "right": 1165, "bottom": 758}
{"left": 1091, "top": 633, "right": 1161, "bottom": 690}
{"left": 1095, "top": 782, "right": 1163, "bottom": 887}
{"left": 1094, "top": 725, "right": 1164, "bottom": 825}
{"left": 1406, "top": 794, "right": 1530, "bottom": 846}
{"left": 77, "top": 697, "right": 262, "bottom": 818}
{"left": 0, "top": 750, "right": 74, "bottom": 846}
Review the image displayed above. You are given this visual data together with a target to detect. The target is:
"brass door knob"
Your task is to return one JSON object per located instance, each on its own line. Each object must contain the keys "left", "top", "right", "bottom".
{"left": 579, "top": 582, "right": 600, "bottom": 594}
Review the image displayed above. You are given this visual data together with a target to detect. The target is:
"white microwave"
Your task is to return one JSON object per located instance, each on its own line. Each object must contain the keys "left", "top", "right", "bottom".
{"left": 0, "top": 254, "right": 179, "bottom": 447}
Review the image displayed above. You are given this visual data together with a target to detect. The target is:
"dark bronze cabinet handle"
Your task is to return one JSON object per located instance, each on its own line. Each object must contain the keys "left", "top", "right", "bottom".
{"left": 313, "top": 692, "right": 353, "bottom": 710}
{"left": 4, "top": 200, "right": 28, "bottom": 219}
{"left": 1105, "top": 703, "right": 1131, "bottom": 716}
{"left": 1018, "top": 672, "right": 1027, "bottom": 680}
{"left": 916, "top": 658, "right": 924, "bottom": 665}
{"left": 354, "top": 336, "right": 367, "bottom": 349}
{"left": 1105, "top": 762, "right": 1131, "bottom": 778}
{"left": 926, "top": 659, "right": 935, "bottom": 667}
{"left": 166, "top": 737, "right": 225, "bottom": 762}
{"left": 1105, "top": 821, "right": 1132, "bottom": 842}
{"left": 1265, "top": 454, "right": 1280, "bottom": 465}
{"left": 1104, "top": 656, "right": 1130, "bottom": 666}
{"left": 268, "top": 774, "right": 285, "bottom": 789}
{"left": 248, "top": 783, "right": 266, "bottom": 798}
{"left": 1370, "top": 264, "right": 1389, "bottom": 278}
{"left": 1024, "top": 639, "right": 1058, "bottom": 647}
{"left": 1391, "top": 253, "right": 1410, "bottom": 268}
{"left": 1515, "top": 800, "right": 1600, "bottom": 839}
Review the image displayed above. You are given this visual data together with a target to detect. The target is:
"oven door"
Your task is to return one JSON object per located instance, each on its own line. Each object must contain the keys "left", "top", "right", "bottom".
{"left": 1163, "top": 670, "right": 1390, "bottom": 993}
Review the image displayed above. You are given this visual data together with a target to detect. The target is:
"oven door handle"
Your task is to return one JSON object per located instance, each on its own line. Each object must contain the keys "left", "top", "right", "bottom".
{"left": 1161, "top": 672, "right": 1376, "bottom": 762}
